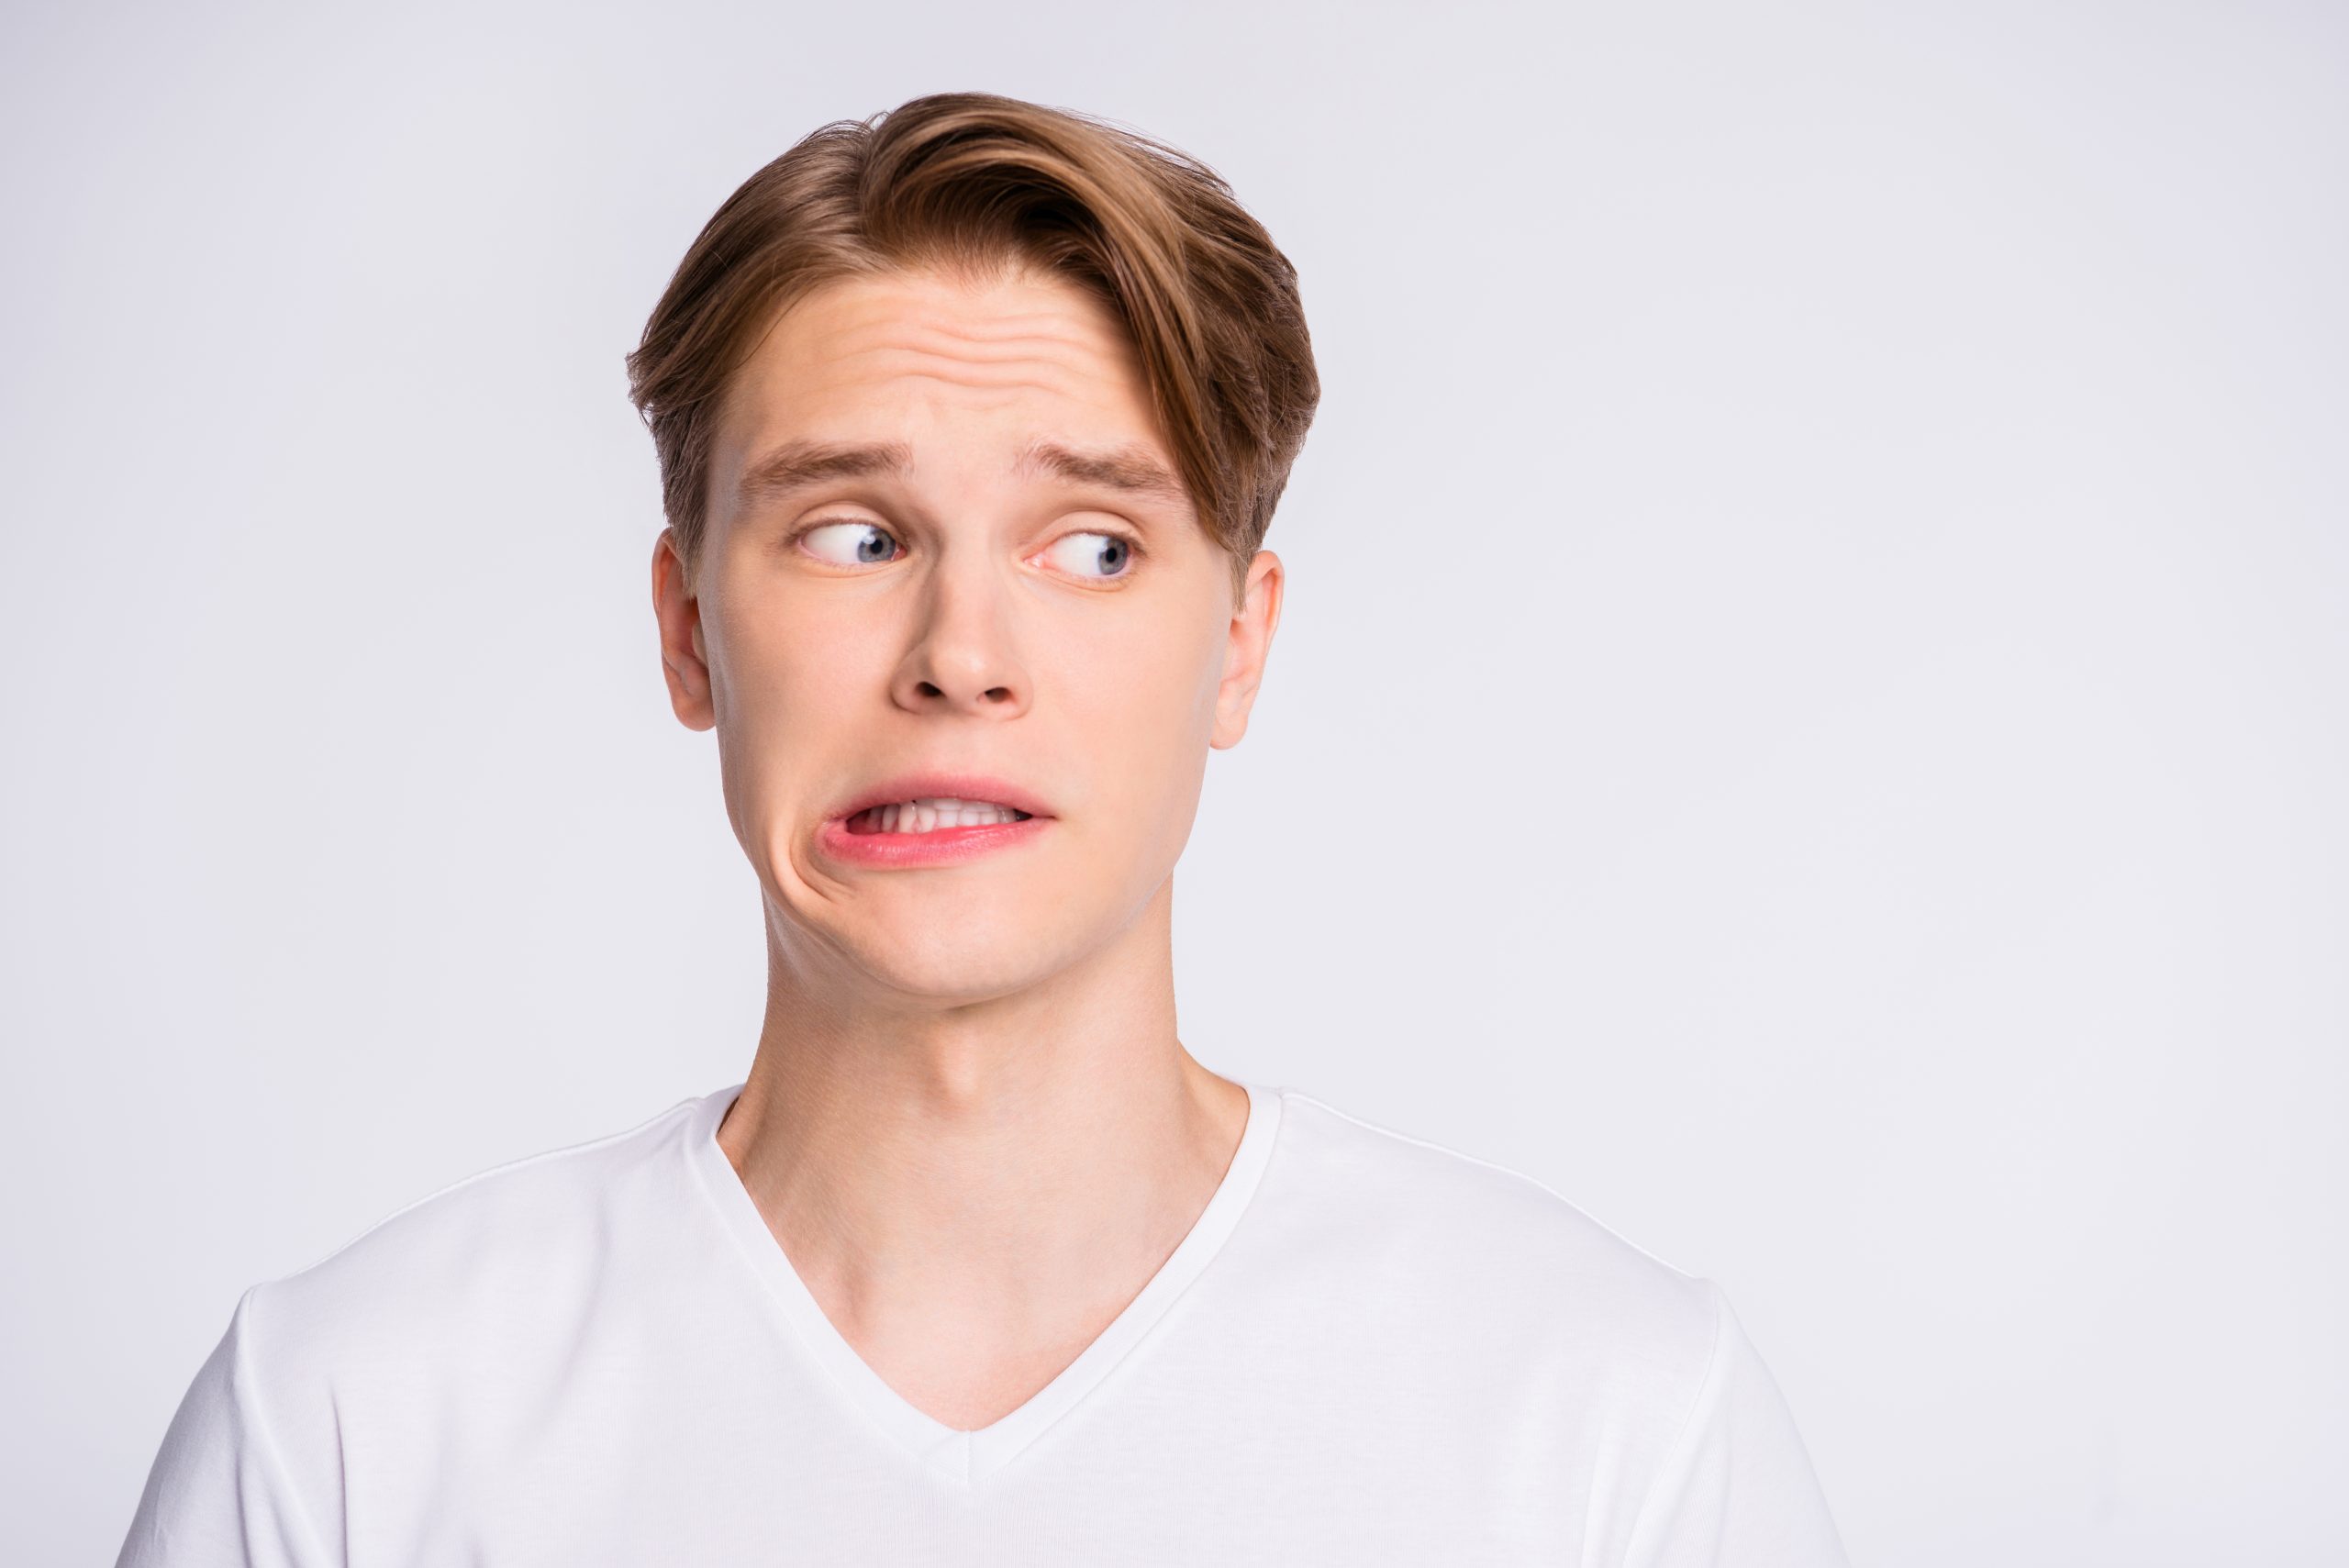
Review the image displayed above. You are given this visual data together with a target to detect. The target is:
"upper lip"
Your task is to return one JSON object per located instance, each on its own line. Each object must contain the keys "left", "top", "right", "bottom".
{"left": 829, "top": 773, "right": 1055, "bottom": 823}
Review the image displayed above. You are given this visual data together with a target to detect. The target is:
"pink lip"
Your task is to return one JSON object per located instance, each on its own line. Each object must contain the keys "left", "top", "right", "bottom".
{"left": 818, "top": 773, "right": 1056, "bottom": 870}
{"left": 829, "top": 773, "right": 1055, "bottom": 824}
{"left": 818, "top": 813, "right": 1052, "bottom": 868}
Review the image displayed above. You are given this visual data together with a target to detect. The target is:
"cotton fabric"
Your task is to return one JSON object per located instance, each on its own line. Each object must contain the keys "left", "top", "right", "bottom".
{"left": 116, "top": 1080, "right": 1849, "bottom": 1565}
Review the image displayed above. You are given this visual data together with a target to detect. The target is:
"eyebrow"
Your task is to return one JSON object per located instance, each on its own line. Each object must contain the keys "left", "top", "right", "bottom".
{"left": 733, "top": 437, "right": 1189, "bottom": 513}
{"left": 736, "top": 439, "right": 915, "bottom": 508}
{"left": 1012, "top": 439, "right": 1191, "bottom": 508}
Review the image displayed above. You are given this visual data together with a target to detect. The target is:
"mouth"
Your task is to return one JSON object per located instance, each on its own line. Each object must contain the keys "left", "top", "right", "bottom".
{"left": 822, "top": 774, "right": 1056, "bottom": 864}
{"left": 842, "top": 795, "right": 1039, "bottom": 837}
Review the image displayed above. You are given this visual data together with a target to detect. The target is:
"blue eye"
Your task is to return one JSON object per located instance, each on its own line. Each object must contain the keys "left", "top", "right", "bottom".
{"left": 799, "top": 520, "right": 900, "bottom": 565}
{"left": 1042, "top": 530, "right": 1139, "bottom": 580}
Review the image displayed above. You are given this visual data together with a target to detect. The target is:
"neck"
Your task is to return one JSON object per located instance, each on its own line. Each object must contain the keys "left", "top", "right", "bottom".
{"left": 713, "top": 875, "right": 1252, "bottom": 1422}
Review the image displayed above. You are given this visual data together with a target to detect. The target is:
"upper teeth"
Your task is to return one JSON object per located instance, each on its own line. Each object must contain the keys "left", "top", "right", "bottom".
{"left": 861, "top": 796, "right": 1029, "bottom": 833}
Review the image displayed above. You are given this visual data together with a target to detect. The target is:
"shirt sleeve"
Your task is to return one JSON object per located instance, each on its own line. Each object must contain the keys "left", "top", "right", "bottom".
{"left": 1622, "top": 1282, "right": 1851, "bottom": 1568}
{"left": 114, "top": 1284, "right": 337, "bottom": 1568}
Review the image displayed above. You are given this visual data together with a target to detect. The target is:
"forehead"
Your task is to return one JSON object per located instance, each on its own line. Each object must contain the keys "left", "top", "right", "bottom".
{"left": 713, "top": 267, "right": 1166, "bottom": 473}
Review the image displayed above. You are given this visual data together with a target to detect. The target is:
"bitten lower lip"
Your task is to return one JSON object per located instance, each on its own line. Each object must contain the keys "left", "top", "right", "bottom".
{"left": 816, "top": 813, "right": 1052, "bottom": 868}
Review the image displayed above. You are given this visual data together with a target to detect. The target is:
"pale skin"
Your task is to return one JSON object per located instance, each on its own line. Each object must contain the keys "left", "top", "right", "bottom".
{"left": 651, "top": 262, "right": 1285, "bottom": 1431}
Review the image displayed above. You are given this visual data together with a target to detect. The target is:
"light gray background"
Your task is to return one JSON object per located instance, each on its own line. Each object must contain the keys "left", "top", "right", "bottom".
{"left": 4, "top": 1, "right": 2343, "bottom": 1562}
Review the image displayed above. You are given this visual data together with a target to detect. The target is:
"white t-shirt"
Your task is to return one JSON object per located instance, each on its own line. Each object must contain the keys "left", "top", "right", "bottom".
{"left": 116, "top": 1081, "right": 1849, "bottom": 1565}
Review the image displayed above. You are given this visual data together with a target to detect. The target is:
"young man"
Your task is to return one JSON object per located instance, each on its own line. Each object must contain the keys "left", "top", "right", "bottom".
{"left": 117, "top": 94, "right": 1848, "bottom": 1565}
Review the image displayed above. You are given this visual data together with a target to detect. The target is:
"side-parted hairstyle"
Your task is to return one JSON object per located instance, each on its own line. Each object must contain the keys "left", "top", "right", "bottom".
{"left": 624, "top": 92, "right": 1319, "bottom": 605}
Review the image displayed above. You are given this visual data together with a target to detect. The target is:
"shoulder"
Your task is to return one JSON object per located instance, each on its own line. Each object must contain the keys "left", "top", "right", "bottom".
{"left": 237, "top": 1090, "right": 712, "bottom": 1374}
{"left": 1264, "top": 1086, "right": 1724, "bottom": 1371}
{"left": 1256, "top": 1089, "right": 1846, "bottom": 1553}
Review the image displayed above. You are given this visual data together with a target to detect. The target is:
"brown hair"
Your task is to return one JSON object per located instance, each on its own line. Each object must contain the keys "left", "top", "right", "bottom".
{"left": 624, "top": 92, "right": 1319, "bottom": 605}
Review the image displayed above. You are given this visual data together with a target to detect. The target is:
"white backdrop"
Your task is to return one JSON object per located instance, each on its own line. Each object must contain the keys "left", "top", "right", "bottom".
{"left": 4, "top": 2, "right": 2342, "bottom": 1562}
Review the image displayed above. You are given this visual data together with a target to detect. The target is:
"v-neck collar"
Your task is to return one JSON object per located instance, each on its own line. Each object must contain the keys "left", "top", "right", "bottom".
{"left": 683, "top": 1076, "right": 1284, "bottom": 1487}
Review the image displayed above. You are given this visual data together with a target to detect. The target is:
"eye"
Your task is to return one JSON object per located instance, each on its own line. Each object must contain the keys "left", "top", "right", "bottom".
{"left": 1040, "top": 529, "right": 1141, "bottom": 581}
{"left": 797, "top": 519, "right": 901, "bottom": 566}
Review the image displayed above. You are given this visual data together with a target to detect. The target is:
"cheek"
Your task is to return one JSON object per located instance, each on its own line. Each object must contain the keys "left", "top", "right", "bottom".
{"left": 704, "top": 588, "right": 885, "bottom": 822}
{"left": 709, "top": 558, "right": 885, "bottom": 717}
{"left": 1063, "top": 595, "right": 1221, "bottom": 728}
{"left": 1056, "top": 613, "right": 1222, "bottom": 852}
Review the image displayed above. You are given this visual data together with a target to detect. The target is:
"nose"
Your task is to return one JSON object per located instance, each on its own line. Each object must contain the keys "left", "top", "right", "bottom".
{"left": 889, "top": 547, "right": 1031, "bottom": 719}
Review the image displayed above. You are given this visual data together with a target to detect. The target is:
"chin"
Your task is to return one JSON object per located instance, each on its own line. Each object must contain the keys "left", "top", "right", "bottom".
{"left": 852, "top": 930, "right": 1074, "bottom": 1005}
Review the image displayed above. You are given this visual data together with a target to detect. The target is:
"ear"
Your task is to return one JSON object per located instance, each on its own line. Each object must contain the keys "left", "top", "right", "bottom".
{"left": 651, "top": 528, "right": 717, "bottom": 732}
{"left": 1210, "top": 549, "right": 1284, "bottom": 751}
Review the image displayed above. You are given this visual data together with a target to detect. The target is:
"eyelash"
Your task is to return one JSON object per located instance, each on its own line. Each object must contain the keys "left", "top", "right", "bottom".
{"left": 786, "top": 519, "right": 1148, "bottom": 577}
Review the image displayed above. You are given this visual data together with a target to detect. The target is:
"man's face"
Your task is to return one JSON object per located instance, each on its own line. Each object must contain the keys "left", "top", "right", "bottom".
{"left": 654, "top": 264, "right": 1280, "bottom": 1004}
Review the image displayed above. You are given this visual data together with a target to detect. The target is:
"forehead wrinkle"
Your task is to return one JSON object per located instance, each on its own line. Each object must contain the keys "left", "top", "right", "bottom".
{"left": 816, "top": 321, "right": 1130, "bottom": 383}
{"left": 828, "top": 289, "right": 1119, "bottom": 342}
{"left": 824, "top": 350, "right": 1116, "bottom": 404}
{"left": 882, "top": 307, "right": 1111, "bottom": 348}
{"left": 779, "top": 328, "right": 1135, "bottom": 414}
{"left": 814, "top": 294, "right": 1132, "bottom": 361}
{"left": 733, "top": 278, "right": 1168, "bottom": 495}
